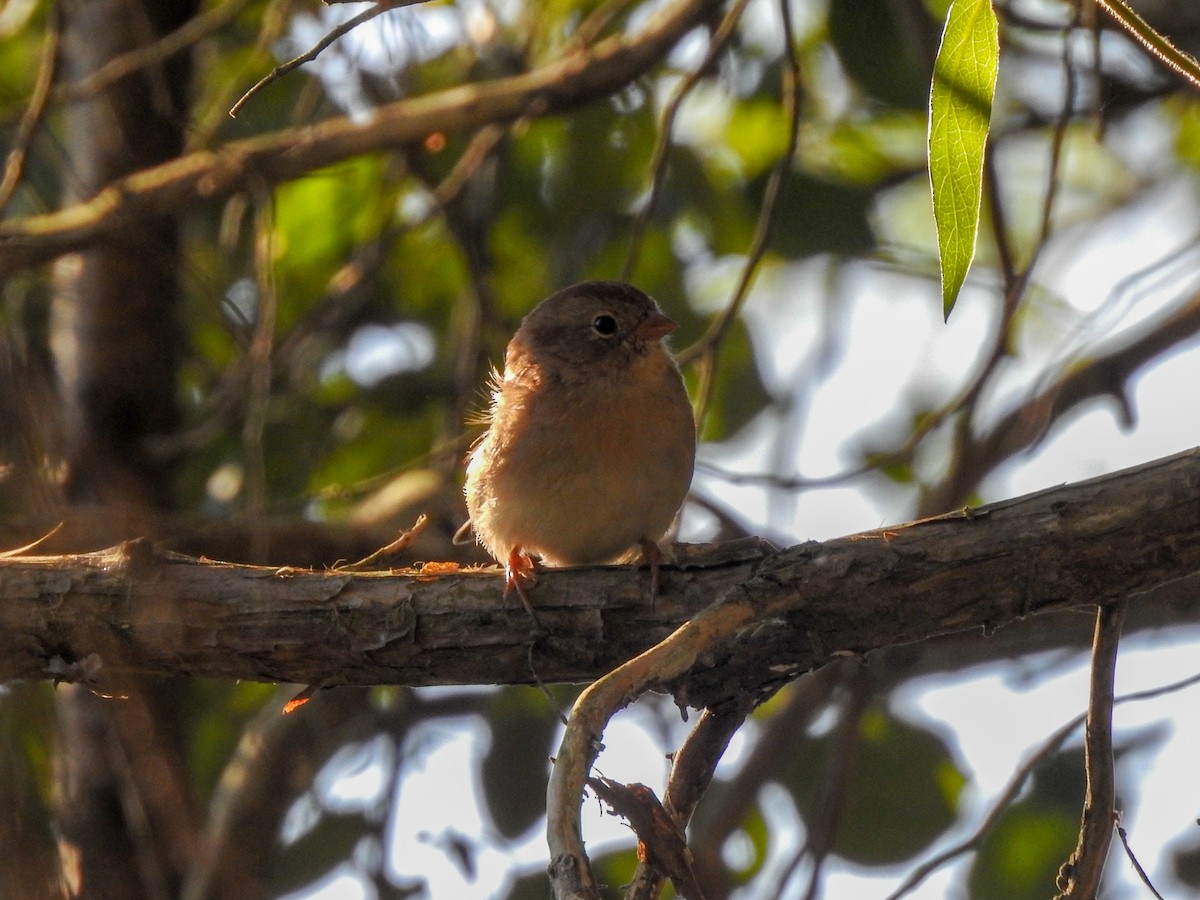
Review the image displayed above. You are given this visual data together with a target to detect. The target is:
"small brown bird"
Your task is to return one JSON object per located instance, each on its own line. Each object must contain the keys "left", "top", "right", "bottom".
{"left": 460, "top": 281, "right": 696, "bottom": 612}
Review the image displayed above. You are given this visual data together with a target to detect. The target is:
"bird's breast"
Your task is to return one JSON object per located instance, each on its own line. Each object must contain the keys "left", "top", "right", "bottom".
{"left": 468, "top": 353, "right": 695, "bottom": 565}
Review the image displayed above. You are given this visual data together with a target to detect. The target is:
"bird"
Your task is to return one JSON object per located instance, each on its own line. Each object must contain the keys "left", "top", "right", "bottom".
{"left": 458, "top": 280, "right": 696, "bottom": 617}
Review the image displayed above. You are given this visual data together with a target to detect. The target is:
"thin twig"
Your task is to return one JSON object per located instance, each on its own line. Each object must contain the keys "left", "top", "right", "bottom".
{"left": 2, "top": 0, "right": 725, "bottom": 278}
{"left": 56, "top": 0, "right": 252, "bottom": 103}
{"left": 573, "top": 0, "right": 642, "bottom": 48}
{"left": 675, "top": 0, "right": 802, "bottom": 370}
{"left": 1094, "top": 0, "right": 1200, "bottom": 89}
{"left": 982, "top": 152, "right": 1017, "bottom": 294}
{"left": 1115, "top": 825, "right": 1166, "bottom": 900}
{"left": 230, "top": 0, "right": 429, "bottom": 117}
{"left": 795, "top": 666, "right": 873, "bottom": 900}
{"left": 621, "top": 0, "right": 751, "bottom": 282}
{"left": 0, "top": 9, "right": 61, "bottom": 215}
{"left": 885, "top": 713, "right": 1080, "bottom": 900}
{"left": 1055, "top": 600, "right": 1126, "bottom": 898}
{"left": 677, "top": 0, "right": 803, "bottom": 448}
{"left": 243, "top": 184, "right": 278, "bottom": 564}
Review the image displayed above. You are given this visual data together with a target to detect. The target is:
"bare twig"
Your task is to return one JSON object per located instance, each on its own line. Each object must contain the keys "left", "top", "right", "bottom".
{"left": 242, "top": 185, "right": 278, "bottom": 564}
{"left": 886, "top": 711, "right": 1081, "bottom": 900}
{"left": 676, "top": 0, "right": 803, "bottom": 375}
{"left": 54, "top": 0, "right": 251, "bottom": 103}
{"left": 230, "top": 0, "right": 434, "bottom": 116}
{"left": 1055, "top": 600, "right": 1126, "bottom": 898}
{"left": 682, "top": 664, "right": 849, "bottom": 897}
{"left": 573, "top": 0, "right": 643, "bottom": 48}
{"left": 627, "top": 702, "right": 751, "bottom": 899}
{"left": 1093, "top": 0, "right": 1200, "bottom": 89}
{"left": 919, "top": 285, "right": 1200, "bottom": 513}
{"left": 621, "top": 0, "right": 751, "bottom": 282}
{"left": 587, "top": 777, "right": 705, "bottom": 899}
{"left": 0, "top": 8, "right": 61, "bottom": 214}
{"left": 794, "top": 667, "right": 872, "bottom": 900}
{"left": 1115, "top": 824, "right": 1166, "bottom": 900}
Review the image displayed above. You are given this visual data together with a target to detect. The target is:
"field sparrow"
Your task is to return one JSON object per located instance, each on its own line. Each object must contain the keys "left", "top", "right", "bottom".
{"left": 460, "top": 280, "right": 696, "bottom": 614}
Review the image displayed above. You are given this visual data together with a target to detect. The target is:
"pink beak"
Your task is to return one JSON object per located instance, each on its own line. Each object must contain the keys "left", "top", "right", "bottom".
{"left": 635, "top": 312, "right": 678, "bottom": 341}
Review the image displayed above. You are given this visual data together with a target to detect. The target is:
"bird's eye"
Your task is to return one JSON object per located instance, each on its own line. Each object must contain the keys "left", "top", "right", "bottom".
{"left": 591, "top": 313, "right": 619, "bottom": 337}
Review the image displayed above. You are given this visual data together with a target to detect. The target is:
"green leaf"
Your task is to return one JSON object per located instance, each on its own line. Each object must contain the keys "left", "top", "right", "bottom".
{"left": 480, "top": 688, "right": 560, "bottom": 840}
{"left": 967, "top": 745, "right": 1084, "bottom": 899}
{"left": 272, "top": 156, "right": 391, "bottom": 318}
{"left": 829, "top": 0, "right": 935, "bottom": 110}
{"left": 726, "top": 99, "right": 794, "bottom": 180}
{"left": 969, "top": 802, "right": 1078, "bottom": 900}
{"left": 928, "top": 0, "right": 998, "bottom": 319}
{"left": 784, "top": 705, "right": 966, "bottom": 866}
{"left": 759, "top": 170, "right": 875, "bottom": 258}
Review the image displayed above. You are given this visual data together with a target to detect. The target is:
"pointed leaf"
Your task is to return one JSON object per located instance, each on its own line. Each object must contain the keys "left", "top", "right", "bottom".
{"left": 929, "top": 0, "right": 999, "bottom": 318}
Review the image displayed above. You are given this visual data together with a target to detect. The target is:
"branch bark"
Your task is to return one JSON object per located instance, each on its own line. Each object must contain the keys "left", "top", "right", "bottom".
{"left": 1, "top": 448, "right": 1198, "bottom": 706}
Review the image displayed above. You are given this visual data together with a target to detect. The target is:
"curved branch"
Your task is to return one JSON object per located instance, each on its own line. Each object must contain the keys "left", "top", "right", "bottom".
{"left": 0, "top": 0, "right": 722, "bottom": 278}
{"left": 547, "top": 584, "right": 759, "bottom": 897}
{"left": 541, "top": 444, "right": 1200, "bottom": 896}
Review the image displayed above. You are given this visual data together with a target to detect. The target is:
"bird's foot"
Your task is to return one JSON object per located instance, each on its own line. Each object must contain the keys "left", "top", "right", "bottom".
{"left": 504, "top": 547, "right": 542, "bottom": 628}
{"left": 637, "top": 538, "right": 664, "bottom": 603}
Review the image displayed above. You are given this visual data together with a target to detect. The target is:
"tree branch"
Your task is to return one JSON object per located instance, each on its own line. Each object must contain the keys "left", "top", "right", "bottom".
{"left": 626, "top": 702, "right": 750, "bottom": 899}
{"left": 1055, "top": 600, "right": 1125, "bottom": 898}
{"left": 1, "top": 447, "right": 1198, "bottom": 698}
{"left": 0, "top": 0, "right": 723, "bottom": 278}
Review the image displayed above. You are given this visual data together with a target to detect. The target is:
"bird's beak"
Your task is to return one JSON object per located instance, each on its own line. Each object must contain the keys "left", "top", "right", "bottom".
{"left": 634, "top": 312, "right": 678, "bottom": 341}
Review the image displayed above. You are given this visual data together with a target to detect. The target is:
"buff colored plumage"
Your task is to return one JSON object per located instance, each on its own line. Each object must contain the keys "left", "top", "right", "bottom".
{"left": 461, "top": 281, "right": 696, "bottom": 612}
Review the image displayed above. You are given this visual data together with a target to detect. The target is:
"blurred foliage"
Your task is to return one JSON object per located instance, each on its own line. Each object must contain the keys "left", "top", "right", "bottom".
{"left": 480, "top": 687, "right": 561, "bottom": 840}
{"left": 3, "top": 0, "right": 1200, "bottom": 896}
{"left": 968, "top": 747, "right": 1087, "bottom": 900}
{"left": 784, "top": 704, "right": 964, "bottom": 865}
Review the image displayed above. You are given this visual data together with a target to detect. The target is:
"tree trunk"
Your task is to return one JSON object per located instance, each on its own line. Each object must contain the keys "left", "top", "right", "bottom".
{"left": 50, "top": 1, "right": 199, "bottom": 896}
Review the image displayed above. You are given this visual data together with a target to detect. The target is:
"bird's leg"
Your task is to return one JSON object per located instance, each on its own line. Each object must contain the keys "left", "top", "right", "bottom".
{"left": 504, "top": 546, "right": 542, "bottom": 627}
{"left": 637, "top": 538, "right": 663, "bottom": 602}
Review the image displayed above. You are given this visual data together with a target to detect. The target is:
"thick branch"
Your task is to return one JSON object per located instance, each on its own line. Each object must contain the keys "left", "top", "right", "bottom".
{"left": 1, "top": 449, "right": 1199, "bottom": 708}
{"left": 0, "top": 0, "right": 721, "bottom": 278}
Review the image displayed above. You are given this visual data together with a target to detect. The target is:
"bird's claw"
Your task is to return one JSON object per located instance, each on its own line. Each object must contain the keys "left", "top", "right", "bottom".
{"left": 637, "top": 538, "right": 663, "bottom": 603}
{"left": 505, "top": 548, "right": 542, "bottom": 629}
